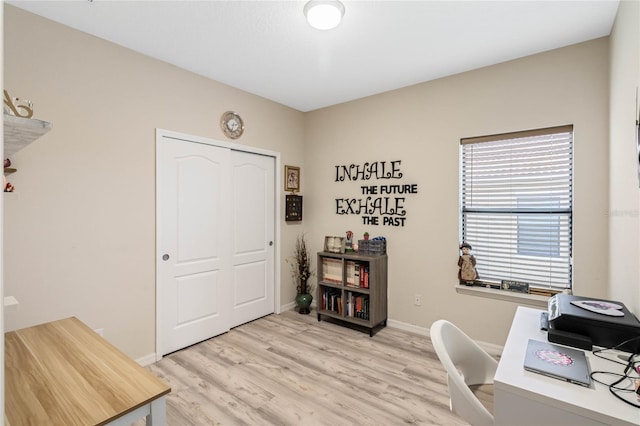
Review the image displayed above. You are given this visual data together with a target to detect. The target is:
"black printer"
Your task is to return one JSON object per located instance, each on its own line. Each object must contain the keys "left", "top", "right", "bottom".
{"left": 547, "top": 294, "right": 640, "bottom": 353}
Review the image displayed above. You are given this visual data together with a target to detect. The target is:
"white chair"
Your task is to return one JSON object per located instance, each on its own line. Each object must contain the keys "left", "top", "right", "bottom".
{"left": 430, "top": 319, "right": 498, "bottom": 426}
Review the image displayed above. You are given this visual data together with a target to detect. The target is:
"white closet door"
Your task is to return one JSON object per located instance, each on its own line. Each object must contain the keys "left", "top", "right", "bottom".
{"left": 230, "top": 151, "right": 275, "bottom": 328}
{"left": 158, "top": 138, "right": 231, "bottom": 355}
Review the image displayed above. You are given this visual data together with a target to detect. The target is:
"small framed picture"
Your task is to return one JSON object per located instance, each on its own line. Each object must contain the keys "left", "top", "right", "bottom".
{"left": 285, "top": 165, "right": 300, "bottom": 192}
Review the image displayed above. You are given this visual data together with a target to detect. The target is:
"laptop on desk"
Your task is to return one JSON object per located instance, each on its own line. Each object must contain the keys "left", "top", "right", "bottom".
{"left": 523, "top": 339, "right": 592, "bottom": 387}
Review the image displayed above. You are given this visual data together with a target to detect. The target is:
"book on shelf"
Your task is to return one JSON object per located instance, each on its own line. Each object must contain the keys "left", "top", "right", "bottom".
{"left": 344, "top": 261, "right": 369, "bottom": 288}
{"left": 346, "top": 260, "right": 356, "bottom": 287}
{"left": 321, "top": 287, "right": 342, "bottom": 314}
{"left": 344, "top": 260, "right": 363, "bottom": 288}
{"left": 363, "top": 265, "right": 369, "bottom": 289}
{"left": 353, "top": 262, "right": 360, "bottom": 287}
{"left": 321, "top": 257, "right": 342, "bottom": 283}
{"left": 358, "top": 263, "right": 369, "bottom": 289}
{"left": 346, "top": 291, "right": 370, "bottom": 320}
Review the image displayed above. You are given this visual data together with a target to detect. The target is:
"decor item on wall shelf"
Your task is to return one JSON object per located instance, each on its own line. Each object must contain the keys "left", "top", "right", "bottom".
{"left": 288, "top": 234, "right": 315, "bottom": 314}
{"left": 220, "top": 110, "right": 244, "bottom": 139}
{"left": 4, "top": 158, "right": 16, "bottom": 175}
{"left": 3, "top": 175, "right": 15, "bottom": 192}
{"left": 284, "top": 165, "right": 300, "bottom": 193}
{"left": 3, "top": 90, "right": 33, "bottom": 118}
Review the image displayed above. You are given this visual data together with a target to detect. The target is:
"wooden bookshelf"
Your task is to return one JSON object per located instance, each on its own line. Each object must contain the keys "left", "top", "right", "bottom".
{"left": 317, "top": 251, "right": 387, "bottom": 336}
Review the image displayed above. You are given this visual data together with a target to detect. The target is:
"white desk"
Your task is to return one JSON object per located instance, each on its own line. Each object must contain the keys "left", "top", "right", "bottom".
{"left": 494, "top": 307, "right": 639, "bottom": 426}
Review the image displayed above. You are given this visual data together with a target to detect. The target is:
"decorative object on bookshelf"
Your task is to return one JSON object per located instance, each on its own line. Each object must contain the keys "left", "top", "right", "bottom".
{"left": 363, "top": 232, "right": 369, "bottom": 240}
{"left": 323, "top": 236, "right": 345, "bottom": 253}
{"left": 345, "top": 230, "right": 354, "bottom": 252}
{"left": 287, "top": 234, "right": 315, "bottom": 314}
{"left": 358, "top": 237, "right": 386, "bottom": 255}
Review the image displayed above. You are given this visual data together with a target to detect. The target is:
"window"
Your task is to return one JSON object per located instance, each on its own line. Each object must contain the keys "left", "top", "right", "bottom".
{"left": 460, "top": 125, "right": 573, "bottom": 291}
{"left": 516, "top": 196, "right": 561, "bottom": 257}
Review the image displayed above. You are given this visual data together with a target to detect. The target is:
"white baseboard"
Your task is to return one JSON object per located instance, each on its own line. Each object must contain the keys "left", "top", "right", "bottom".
{"left": 280, "top": 299, "right": 318, "bottom": 313}
{"left": 136, "top": 352, "right": 157, "bottom": 367}
{"left": 387, "top": 318, "right": 430, "bottom": 336}
{"left": 281, "top": 301, "right": 296, "bottom": 312}
{"left": 386, "top": 318, "right": 503, "bottom": 357}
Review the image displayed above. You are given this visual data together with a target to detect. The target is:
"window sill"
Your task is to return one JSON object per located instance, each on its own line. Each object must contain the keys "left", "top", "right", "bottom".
{"left": 456, "top": 285, "right": 549, "bottom": 308}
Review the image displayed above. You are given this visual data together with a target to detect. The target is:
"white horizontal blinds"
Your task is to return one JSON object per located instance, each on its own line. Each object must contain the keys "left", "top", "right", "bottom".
{"left": 460, "top": 125, "right": 573, "bottom": 289}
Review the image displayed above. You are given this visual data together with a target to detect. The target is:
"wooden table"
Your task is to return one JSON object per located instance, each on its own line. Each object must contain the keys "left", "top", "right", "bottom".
{"left": 5, "top": 317, "right": 171, "bottom": 425}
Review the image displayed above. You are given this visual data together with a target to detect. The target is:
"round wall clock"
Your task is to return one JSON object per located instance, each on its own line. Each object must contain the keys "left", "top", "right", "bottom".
{"left": 220, "top": 111, "right": 244, "bottom": 139}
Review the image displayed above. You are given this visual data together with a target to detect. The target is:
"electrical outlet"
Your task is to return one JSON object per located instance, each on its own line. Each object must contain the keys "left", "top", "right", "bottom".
{"left": 414, "top": 294, "right": 422, "bottom": 306}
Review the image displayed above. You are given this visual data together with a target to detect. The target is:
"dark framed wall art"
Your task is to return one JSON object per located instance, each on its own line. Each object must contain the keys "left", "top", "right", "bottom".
{"left": 285, "top": 195, "right": 303, "bottom": 221}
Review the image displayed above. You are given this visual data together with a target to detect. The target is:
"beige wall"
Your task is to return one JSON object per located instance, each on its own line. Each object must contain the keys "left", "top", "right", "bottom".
{"left": 3, "top": 5, "right": 305, "bottom": 359}
{"left": 305, "top": 38, "right": 611, "bottom": 346}
{"left": 609, "top": 0, "right": 640, "bottom": 315}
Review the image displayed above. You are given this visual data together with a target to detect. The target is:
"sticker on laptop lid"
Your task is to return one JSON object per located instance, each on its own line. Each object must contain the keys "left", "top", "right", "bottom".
{"left": 536, "top": 348, "right": 575, "bottom": 366}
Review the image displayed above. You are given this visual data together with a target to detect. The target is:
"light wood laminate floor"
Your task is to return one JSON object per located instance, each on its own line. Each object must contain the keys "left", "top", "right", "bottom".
{"left": 139, "top": 309, "right": 468, "bottom": 425}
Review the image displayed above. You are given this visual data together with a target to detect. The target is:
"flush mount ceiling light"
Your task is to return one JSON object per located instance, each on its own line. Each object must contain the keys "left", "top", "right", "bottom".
{"left": 304, "top": 0, "right": 345, "bottom": 30}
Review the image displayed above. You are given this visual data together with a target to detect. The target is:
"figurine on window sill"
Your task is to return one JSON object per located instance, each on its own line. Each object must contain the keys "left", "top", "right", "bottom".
{"left": 458, "top": 242, "right": 479, "bottom": 285}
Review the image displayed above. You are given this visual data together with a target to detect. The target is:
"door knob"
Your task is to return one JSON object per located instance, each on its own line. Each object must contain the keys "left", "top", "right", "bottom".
{"left": 162, "top": 254, "right": 170, "bottom": 261}
{"left": 269, "top": 241, "right": 273, "bottom": 246}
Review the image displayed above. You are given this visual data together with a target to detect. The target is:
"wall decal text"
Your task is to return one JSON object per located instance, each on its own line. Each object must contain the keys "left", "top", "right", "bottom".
{"left": 335, "top": 161, "right": 418, "bottom": 227}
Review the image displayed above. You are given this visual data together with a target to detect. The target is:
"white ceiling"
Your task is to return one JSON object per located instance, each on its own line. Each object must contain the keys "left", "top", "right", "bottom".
{"left": 7, "top": 0, "right": 620, "bottom": 112}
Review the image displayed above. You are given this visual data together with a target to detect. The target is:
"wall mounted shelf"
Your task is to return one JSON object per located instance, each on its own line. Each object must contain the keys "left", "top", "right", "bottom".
{"left": 4, "top": 113, "right": 52, "bottom": 157}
